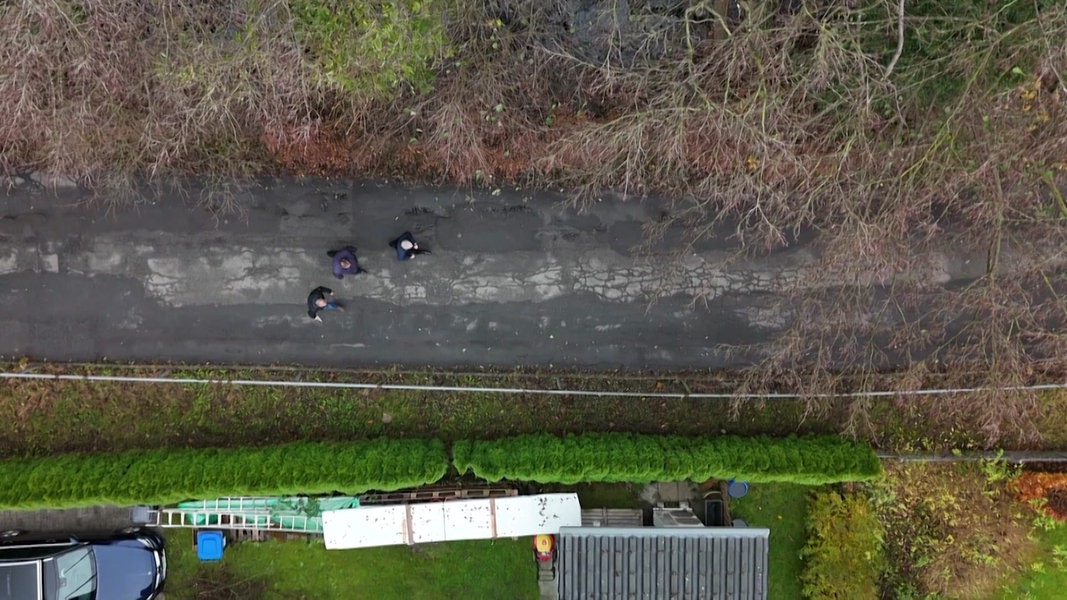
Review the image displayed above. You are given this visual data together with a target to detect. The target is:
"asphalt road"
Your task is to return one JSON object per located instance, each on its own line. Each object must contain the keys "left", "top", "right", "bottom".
{"left": 0, "top": 177, "right": 1006, "bottom": 370}
{"left": 0, "top": 505, "right": 142, "bottom": 535}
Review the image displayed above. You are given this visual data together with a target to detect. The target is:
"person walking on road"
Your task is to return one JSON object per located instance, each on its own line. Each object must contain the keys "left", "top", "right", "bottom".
{"left": 307, "top": 286, "right": 344, "bottom": 321}
{"left": 327, "top": 245, "right": 365, "bottom": 279}
{"left": 388, "top": 231, "right": 430, "bottom": 261}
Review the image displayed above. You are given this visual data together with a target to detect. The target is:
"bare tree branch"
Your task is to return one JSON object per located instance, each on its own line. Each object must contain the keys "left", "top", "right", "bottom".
{"left": 884, "top": 0, "right": 906, "bottom": 79}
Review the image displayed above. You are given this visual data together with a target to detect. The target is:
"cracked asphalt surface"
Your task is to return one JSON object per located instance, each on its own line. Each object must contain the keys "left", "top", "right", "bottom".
{"left": 0, "top": 178, "right": 1004, "bottom": 370}
{"left": 0, "top": 505, "right": 141, "bottom": 535}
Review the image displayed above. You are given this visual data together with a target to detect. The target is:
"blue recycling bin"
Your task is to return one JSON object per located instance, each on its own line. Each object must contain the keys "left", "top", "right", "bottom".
{"left": 196, "top": 530, "right": 225, "bottom": 561}
{"left": 727, "top": 479, "right": 749, "bottom": 499}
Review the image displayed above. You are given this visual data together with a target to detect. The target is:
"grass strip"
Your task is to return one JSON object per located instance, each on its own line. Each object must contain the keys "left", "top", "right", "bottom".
{"left": 453, "top": 433, "right": 882, "bottom": 485}
{"left": 0, "top": 439, "right": 448, "bottom": 510}
{"left": 164, "top": 532, "right": 539, "bottom": 600}
{"left": 730, "top": 483, "right": 809, "bottom": 600}
{"left": 3, "top": 362, "right": 1029, "bottom": 458}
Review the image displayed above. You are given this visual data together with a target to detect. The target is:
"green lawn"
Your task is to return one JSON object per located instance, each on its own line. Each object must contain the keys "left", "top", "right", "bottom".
{"left": 550, "top": 482, "right": 645, "bottom": 509}
{"left": 992, "top": 520, "right": 1067, "bottom": 600}
{"left": 164, "top": 532, "right": 538, "bottom": 600}
{"left": 729, "top": 483, "right": 810, "bottom": 600}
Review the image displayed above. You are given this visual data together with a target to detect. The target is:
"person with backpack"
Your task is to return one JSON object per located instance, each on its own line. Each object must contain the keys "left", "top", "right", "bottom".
{"left": 388, "top": 232, "right": 431, "bottom": 261}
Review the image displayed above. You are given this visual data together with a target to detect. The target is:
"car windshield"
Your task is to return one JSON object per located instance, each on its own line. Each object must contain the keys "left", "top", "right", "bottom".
{"left": 50, "top": 547, "right": 96, "bottom": 600}
{"left": 0, "top": 562, "right": 42, "bottom": 600}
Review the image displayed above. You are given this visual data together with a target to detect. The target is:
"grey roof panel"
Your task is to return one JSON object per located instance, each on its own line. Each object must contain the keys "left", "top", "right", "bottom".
{"left": 558, "top": 527, "right": 769, "bottom": 600}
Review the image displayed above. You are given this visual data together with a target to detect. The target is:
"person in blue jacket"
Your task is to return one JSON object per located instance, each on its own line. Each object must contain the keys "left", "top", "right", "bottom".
{"left": 327, "top": 246, "right": 365, "bottom": 279}
{"left": 388, "top": 232, "right": 431, "bottom": 261}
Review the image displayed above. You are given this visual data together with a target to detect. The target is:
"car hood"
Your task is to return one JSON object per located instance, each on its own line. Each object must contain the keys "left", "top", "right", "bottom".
{"left": 92, "top": 540, "right": 159, "bottom": 600}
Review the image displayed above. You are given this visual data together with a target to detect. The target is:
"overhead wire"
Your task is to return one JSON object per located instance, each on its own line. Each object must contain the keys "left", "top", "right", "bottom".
{"left": 2, "top": 371, "right": 1066, "bottom": 399}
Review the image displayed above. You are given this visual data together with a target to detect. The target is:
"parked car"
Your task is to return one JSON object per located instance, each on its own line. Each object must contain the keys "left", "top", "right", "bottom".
{"left": 0, "top": 527, "right": 165, "bottom": 600}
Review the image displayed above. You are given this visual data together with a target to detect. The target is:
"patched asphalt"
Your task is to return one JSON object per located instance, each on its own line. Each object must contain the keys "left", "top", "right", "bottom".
{"left": 0, "top": 178, "right": 1002, "bottom": 370}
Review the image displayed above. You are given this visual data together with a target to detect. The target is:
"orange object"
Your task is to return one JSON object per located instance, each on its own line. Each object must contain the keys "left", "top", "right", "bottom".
{"left": 534, "top": 534, "right": 555, "bottom": 561}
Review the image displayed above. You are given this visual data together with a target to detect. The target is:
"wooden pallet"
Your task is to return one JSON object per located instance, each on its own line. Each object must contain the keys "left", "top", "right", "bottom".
{"left": 225, "top": 528, "right": 268, "bottom": 543}
{"left": 194, "top": 528, "right": 312, "bottom": 546}
{"left": 359, "top": 486, "right": 518, "bottom": 505}
{"left": 581, "top": 508, "right": 644, "bottom": 527}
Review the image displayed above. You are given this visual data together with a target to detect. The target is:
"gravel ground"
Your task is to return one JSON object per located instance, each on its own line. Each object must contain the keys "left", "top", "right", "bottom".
{"left": 0, "top": 505, "right": 145, "bottom": 534}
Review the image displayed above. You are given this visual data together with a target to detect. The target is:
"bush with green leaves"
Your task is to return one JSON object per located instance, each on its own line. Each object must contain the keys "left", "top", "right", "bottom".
{"left": 800, "top": 490, "right": 885, "bottom": 600}
{"left": 290, "top": 0, "right": 451, "bottom": 97}
{"left": 452, "top": 433, "right": 882, "bottom": 485}
{"left": 0, "top": 439, "right": 448, "bottom": 510}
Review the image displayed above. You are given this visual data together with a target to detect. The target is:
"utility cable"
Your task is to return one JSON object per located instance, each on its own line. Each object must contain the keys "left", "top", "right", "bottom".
{"left": 2, "top": 371, "right": 1066, "bottom": 400}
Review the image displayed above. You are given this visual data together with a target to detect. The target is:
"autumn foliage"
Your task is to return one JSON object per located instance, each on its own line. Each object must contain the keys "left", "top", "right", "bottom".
{"left": 1012, "top": 472, "right": 1067, "bottom": 520}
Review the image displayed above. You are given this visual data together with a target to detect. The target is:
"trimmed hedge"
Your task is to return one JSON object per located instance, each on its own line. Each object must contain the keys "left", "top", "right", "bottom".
{"left": 0, "top": 434, "right": 881, "bottom": 509}
{"left": 452, "top": 433, "right": 882, "bottom": 485}
{"left": 0, "top": 439, "right": 448, "bottom": 510}
{"left": 800, "top": 490, "right": 885, "bottom": 599}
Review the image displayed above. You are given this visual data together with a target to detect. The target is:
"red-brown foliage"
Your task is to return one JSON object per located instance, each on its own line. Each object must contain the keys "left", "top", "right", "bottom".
{"left": 1013, "top": 472, "right": 1067, "bottom": 520}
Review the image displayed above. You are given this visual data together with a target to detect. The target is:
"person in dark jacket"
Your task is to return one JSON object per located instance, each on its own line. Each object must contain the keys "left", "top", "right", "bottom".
{"left": 327, "top": 246, "right": 365, "bottom": 279}
{"left": 307, "top": 286, "right": 343, "bottom": 321}
{"left": 388, "top": 232, "right": 431, "bottom": 261}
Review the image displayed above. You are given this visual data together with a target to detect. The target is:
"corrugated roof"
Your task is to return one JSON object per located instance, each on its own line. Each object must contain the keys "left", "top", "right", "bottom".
{"left": 557, "top": 526, "right": 770, "bottom": 600}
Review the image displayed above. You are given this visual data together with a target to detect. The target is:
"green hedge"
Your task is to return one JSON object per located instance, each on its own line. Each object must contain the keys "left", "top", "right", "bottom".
{"left": 800, "top": 490, "right": 885, "bottom": 599}
{"left": 452, "top": 433, "right": 881, "bottom": 485}
{"left": 0, "top": 434, "right": 882, "bottom": 509}
{"left": 0, "top": 439, "right": 448, "bottom": 510}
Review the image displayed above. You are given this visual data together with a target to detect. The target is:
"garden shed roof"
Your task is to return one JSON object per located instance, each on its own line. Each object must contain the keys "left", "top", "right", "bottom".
{"left": 556, "top": 526, "right": 770, "bottom": 600}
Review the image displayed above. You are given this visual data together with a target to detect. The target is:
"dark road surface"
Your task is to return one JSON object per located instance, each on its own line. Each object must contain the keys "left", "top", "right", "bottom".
{"left": 0, "top": 178, "right": 998, "bottom": 370}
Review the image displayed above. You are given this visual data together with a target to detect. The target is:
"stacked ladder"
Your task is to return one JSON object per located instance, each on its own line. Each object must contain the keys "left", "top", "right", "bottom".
{"left": 148, "top": 496, "right": 358, "bottom": 535}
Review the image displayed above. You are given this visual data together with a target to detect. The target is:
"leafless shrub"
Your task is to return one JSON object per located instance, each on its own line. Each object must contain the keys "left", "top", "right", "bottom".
{"left": 533, "top": 0, "right": 1067, "bottom": 445}
{"left": 0, "top": 0, "right": 321, "bottom": 205}
{"left": 538, "top": 2, "right": 901, "bottom": 252}
{"left": 139, "top": 0, "right": 315, "bottom": 176}
{"left": 413, "top": 0, "right": 574, "bottom": 185}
